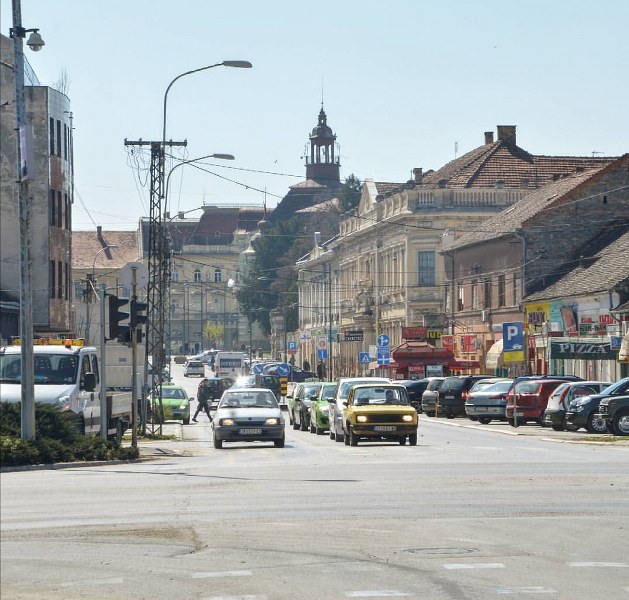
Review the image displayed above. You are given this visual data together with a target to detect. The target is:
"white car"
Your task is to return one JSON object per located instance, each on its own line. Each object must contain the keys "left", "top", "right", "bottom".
{"left": 183, "top": 360, "right": 205, "bottom": 377}
{"left": 328, "top": 377, "right": 390, "bottom": 442}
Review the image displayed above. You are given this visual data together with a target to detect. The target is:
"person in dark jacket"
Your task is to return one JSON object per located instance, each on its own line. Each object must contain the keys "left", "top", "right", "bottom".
{"left": 303, "top": 359, "right": 310, "bottom": 372}
{"left": 316, "top": 360, "right": 326, "bottom": 381}
{"left": 192, "top": 378, "right": 212, "bottom": 422}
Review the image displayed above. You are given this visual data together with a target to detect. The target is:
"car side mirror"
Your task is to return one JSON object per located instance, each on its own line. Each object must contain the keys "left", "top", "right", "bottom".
{"left": 189, "top": 397, "right": 195, "bottom": 402}
{"left": 342, "top": 401, "right": 348, "bottom": 407}
{"left": 82, "top": 372, "right": 96, "bottom": 392}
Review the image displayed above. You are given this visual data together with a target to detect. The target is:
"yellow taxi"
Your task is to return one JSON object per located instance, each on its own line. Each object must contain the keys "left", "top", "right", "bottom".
{"left": 342, "top": 383, "right": 418, "bottom": 446}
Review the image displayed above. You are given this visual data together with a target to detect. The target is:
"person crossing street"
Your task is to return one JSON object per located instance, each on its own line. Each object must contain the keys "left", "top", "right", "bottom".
{"left": 192, "top": 378, "right": 213, "bottom": 422}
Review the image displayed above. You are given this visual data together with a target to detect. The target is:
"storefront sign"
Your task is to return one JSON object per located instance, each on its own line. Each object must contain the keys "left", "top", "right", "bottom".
{"left": 550, "top": 340, "right": 616, "bottom": 360}
{"left": 442, "top": 335, "right": 454, "bottom": 353}
{"left": 402, "top": 326, "right": 427, "bottom": 340}
{"left": 343, "top": 330, "right": 364, "bottom": 342}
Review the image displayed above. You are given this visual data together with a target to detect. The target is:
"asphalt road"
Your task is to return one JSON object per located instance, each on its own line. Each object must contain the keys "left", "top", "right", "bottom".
{"left": 2, "top": 365, "right": 628, "bottom": 600}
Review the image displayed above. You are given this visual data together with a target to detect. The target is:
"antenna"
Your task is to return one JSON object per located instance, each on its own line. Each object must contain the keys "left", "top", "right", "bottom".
{"left": 454, "top": 141, "right": 459, "bottom": 158}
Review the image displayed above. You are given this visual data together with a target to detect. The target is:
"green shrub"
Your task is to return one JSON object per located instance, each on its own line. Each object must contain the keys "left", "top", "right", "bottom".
{"left": 0, "top": 403, "right": 139, "bottom": 467}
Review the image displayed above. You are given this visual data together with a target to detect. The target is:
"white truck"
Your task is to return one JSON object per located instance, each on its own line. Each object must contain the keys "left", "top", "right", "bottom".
{"left": 0, "top": 339, "right": 133, "bottom": 442}
{"left": 214, "top": 351, "right": 245, "bottom": 379}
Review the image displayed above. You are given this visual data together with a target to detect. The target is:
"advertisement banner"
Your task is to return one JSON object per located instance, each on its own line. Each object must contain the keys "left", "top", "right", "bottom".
{"left": 460, "top": 334, "right": 476, "bottom": 354}
{"left": 441, "top": 335, "right": 454, "bottom": 353}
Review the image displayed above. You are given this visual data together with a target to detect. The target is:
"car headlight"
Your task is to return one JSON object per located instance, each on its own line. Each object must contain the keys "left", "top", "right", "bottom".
{"left": 179, "top": 403, "right": 188, "bottom": 410}
{"left": 56, "top": 395, "right": 71, "bottom": 411}
{"left": 265, "top": 417, "right": 280, "bottom": 425}
{"left": 402, "top": 414, "right": 414, "bottom": 422}
{"left": 573, "top": 398, "right": 590, "bottom": 407}
{"left": 356, "top": 415, "right": 368, "bottom": 423}
{"left": 220, "top": 418, "right": 234, "bottom": 426}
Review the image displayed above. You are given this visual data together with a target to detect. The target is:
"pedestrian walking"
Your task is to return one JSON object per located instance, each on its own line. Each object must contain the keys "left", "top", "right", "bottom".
{"left": 192, "top": 378, "right": 212, "bottom": 422}
{"left": 316, "top": 360, "right": 326, "bottom": 381}
{"left": 303, "top": 359, "right": 310, "bottom": 372}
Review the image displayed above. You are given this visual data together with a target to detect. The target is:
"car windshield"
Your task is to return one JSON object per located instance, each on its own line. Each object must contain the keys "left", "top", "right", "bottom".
{"left": 0, "top": 353, "right": 78, "bottom": 385}
{"left": 600, "top": 378, "right": 629, "bottom": 395}
{"left": 187, "top": 361, "right": 202, "bottom": 368}
{"left": 515, "top": 381, "right": 543, "bottom": 394}
{"left": 301, "top": 384, "right": 321, "bottom": 397}
{"left": 320, "top": 383, "right": 336, "bottom": 399}
{"left": 481, "top": 380, "right": 513, "bottom": 393}
{"left": 440, "top": 378, "right": 464, "bottom": 392}
{"left": 353, "top": 387, "right": 409, "bottom": 405}
{"left": 549, "top": 383, "right": 569, "bottom": 399}
{"left": 339, "top": 379, "right": 388, "bottom": 399}
{"left": 162, "top": 387, "right": 186, "bottom": 399}
{"left": 426, "top": 379, "right": 444, "bottom": 391}
{"left": 220, "top": 391, "right": 278, "bottom": 408}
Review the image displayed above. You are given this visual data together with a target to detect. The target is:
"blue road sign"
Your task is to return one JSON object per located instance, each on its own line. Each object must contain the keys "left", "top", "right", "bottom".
{"left": 252, "top": 363, "right": 264, "bottom": 375}
{"left": 377, "top": 334, "right": 390, "bottom": 347}
{"left": 359, "top": 352, "right": 370, "bottom": 365}
{"left": 317, "top": 349, "right": 328, "bottom": 360}
{"left": 276, "top": 363, "right": 291, "bottom": 376}
{"left": 287, "top": 341, "right": 297, "bottom": 351}
{"left": 377, "top": 348, "right": 390, "bottom": 365}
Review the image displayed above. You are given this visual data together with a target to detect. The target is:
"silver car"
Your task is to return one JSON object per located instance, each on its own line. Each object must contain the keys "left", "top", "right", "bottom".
{"left": 328, "top": 377, "right": 390, "bottom": 442}
{"left": 212, "top": 388, "right": 285, "bottom": 449}
{"left": 183, "top": 359, "right": 205, "bottom": 377}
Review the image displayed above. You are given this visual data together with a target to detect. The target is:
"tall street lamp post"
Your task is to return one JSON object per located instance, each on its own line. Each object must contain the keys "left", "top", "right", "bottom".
{"left": 10, "top": 0, "right": 45, "bottom": 440}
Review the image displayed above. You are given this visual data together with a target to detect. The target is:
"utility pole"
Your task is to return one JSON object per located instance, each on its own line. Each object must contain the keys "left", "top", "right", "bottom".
{"left": 99, "top": 284, "right": 108, "bottom": 439}
{"left": 130, "top": 267, "right": 138, "bottom": 448}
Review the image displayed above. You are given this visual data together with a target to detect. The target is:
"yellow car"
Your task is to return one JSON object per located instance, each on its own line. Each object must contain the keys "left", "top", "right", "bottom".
{"left": 342, "top": 383, "right": 418, "bottom": 446}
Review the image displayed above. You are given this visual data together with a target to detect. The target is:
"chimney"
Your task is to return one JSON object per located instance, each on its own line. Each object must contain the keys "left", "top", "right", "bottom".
{"left": 314, "top": 231, "right": 321, "bottom": 247}
{"left": 484, "top": 131, "right": 494, "bottom": 144}
{"left": 413, "top": 167, "right": 423, "bottom": 184}
{"left": 97, "top": 225, "right": 102, "bottom": 236}
{"left": 497, "top": 125, "right": 517, "bottom": 145}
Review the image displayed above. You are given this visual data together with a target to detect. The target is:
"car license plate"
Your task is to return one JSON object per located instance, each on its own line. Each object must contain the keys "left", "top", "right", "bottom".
{"left": 445, "top": 395, "right": 455, "bottom": 399}
{"left": 514, "top": 412, "right": 524, "bottom": 417}
{"left": 374, "top": 425, "right": 396, "bottom": 432}
{"left": 239, "top": 428, "right": 262, "bottom": 435}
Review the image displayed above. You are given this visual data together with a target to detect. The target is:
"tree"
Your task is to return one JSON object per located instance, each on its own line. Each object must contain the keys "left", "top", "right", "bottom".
{"left": 203, "top": 322, "right": 224, "bottom": 348}
{"left": 337, "top": 174, "right": 362, "bottom": 213}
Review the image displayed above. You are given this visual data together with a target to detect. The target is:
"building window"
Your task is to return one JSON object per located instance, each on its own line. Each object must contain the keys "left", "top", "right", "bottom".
{"left": 484, "top": 279, "right": 491, "bottom": 308}
{"left": 57, "top": 191, "right": 63, "bottom": 228}
{"left": 194, "top": 269, "right": 201, "bottom": 283}
{"left": 457, "top": 285, "right": 464, "bottom": 311}
{"left": 50, "top": 190, "right": 56, "bottom": 226}
{"left": 418, "top": 251, "right": 435, "bottom": 286}
{"left": 50, "top": 261, "right": 56, "bottom": 298}
{"left": 471, "top": 280, "right": 478, "bottom": 309}
{"left": 49, "top": 118, "right": 55, "bottom": 155}
{"left": 63, "top": 124, "right": 68, "bottom": 160}
{"left": 64, "top": 193, "right": 70, "bottom": 230}
{"left": 64, "top": 263, "right": 69, "bottom": 300}
{"left": 56, "top": 120, "right": 62, "bottom": 156}
{"left": 172, "top": 270, "right": 179, "bottom": 283}
{"left": 57, "top": 261, "right": 63, "bottom": 298}
{"left": 214, "top": 268, "right": 222, "bottom": 283}
{"left": 513, "top": 273, "right": 520, "bottom": 305}
{"left": 498, "top": 275, "right": 505, "bottom": 307}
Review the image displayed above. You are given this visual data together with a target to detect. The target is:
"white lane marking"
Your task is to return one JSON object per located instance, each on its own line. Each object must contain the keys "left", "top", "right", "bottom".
{"left": 345, "top": 592, "right": 411, "bottom": 598}
{"left": 443, "top": 562, "right": 505, "bottom": 570}
{"left": 192, "top": 570, "right": 253, "bottom": 578}
{"left": 203, "top": 596, "right": 266, "bottom": 600}
{"left": 496, "top": 587, "right": 556, "bottom": 595}
{"left": 568, "top": 562, "right": 628, "bottom": 567}
{"left": 59, "top": 577, "right": 123, "bottom": 587}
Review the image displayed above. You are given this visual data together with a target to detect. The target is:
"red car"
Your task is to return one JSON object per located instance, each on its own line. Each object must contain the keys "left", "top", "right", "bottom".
{"left": 505, "top": 379, "right": 566, "bottom": 426}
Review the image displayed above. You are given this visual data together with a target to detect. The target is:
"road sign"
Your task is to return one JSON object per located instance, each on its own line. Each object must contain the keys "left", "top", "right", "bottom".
{"left": 287, "top": 341, "right": 297, "bottom": 353}
{"left": 317, "top": 337, "right": 327, "bottom": 350}
{"left": 317, "top": 349, "right": 328, "bottom": 360}
{"left": 344, "top": 330, "right": 364, "bottom": 342}
{"left": 377, "top": 347, "right": 390, "bottom": 365}
{"left": 276, "top": 363, "right": 290, "bottom": 377}
{"left": 359, "top": 352, "right": 370, "bottom": 365}
{"left": 377, "top": 334, "right": 390, "bottom": 347}
{"left": 252, "top": 363, "right": 264, "bottom": 375}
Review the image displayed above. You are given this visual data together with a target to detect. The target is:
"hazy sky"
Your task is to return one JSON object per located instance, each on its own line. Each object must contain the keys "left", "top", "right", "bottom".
{"left": 3, "top": 0, "right": 628, "bottom": 231}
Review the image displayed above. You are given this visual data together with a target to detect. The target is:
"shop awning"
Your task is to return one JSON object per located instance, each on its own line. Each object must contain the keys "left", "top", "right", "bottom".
{"left": 367, "top": 361, "right": 398, "bottom": 370}
{"left": 619, "top": 333, "right": 629, "bottom": 362}
{"left": 485, "top": 339, "right": 504, "bottom": 370}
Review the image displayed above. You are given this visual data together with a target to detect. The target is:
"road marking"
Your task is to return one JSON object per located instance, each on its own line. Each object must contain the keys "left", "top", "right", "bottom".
{"left": 568, "top": 562, "right": 628, "bottom": 568}
{"left": 345, "top": 592, "right": 411, "bottom": 598}
{"left": 192, "top": 570, "right": 253, "bottom": 578}
{"left": 443, "top": 563, "right": 505, "bottom": 570}
{"left": 203, "top": 596, "right": 266, "bottom": 600}
{"left": 495, "top": 587, "right": 556, "bottom": 595}
{"left": 59, "top": 577, "right": 123, "bottom": 587}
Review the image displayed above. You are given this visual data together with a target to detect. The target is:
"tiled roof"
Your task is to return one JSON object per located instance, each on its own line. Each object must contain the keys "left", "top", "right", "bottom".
{"left": 72, "top": 230, "right": 140, "bottom": 270}
{"left": 374, "top": 182, "right": 404, "bottom": 196}
{"left": 421, "top": 140, "right": 614, "bottom": 189}
{"left": 525, "top": 229, "right": 629, "bottom": 302}
{"left": 294, "top": 198, "right": 339, "bottom": 214}
{"left": 447, "top": 167, "right": 606, "bottom": 250}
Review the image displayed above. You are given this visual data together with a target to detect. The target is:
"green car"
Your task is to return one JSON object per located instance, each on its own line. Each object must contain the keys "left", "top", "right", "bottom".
{"left": 309, "top": 382, "right": 336, "bottom": 434}
{"left": 149, "top": 384, "right": 193, "bottom": 425}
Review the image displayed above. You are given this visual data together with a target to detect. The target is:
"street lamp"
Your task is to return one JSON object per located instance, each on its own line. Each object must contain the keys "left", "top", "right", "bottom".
{"left": 10, "top": 0, "right": 45, "bottom": 440}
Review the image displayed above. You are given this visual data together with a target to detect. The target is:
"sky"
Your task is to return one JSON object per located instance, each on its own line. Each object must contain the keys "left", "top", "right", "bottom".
{"left": 3, "top": 0, "right": 628, "bottom": 231}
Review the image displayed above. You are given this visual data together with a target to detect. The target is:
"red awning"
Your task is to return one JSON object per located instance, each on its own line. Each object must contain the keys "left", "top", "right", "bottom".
{"left": 367, "top": 361, "right": 398, "bottom": 370}
{"left": 449, "top": 359, "right": 481, "bottom": 370}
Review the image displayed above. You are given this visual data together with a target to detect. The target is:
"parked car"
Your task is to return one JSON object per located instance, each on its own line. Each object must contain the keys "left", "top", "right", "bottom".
{"left": 597, "top": 393, "right": 629, "bottom": 436}
{"left": 437, "top": 375, "right": 494, "bottom": 419}
{"left": 291, "top": 382, "right": 323, "bottom": 431}
{"left": 342, "top": 383, "right": 418, "bottom": 446}
{"left": 148, "top": 384, "right": 192, "bottom": 425}
{"left": 329, "top": 377, "right": 391, "bottom": 442}
{"left": 309, "top": 382, "right": 336, "bottom": 434}
{"left": 262, "top": 363, "right": 317, "bottom": 382}
{"left": 204, "top": 377, "right": 234, "bottom": 411}
{"left": 542, "top": 381, "right": 611, "bottom": 430}
{"left": 183, "top": 359, "right": 205, "bottom": 377}
{"left": 398, "top": 378, "right": 442, "bottom": 412}
{"left": 465, "top": 379, "right": 513, "bottom": 424}
{"left": 212, "top": 388, "right": 285, "bottom": 449}
{"left": 420, "top": 377, "right": 445, "bottom": 416}
{"left": 565, "top": 377, "right": 629, "bottom": 433}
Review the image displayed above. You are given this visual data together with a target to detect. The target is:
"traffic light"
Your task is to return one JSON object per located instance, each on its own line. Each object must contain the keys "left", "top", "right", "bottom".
{"left": 108, "top": 294, "right": 129, "bottom": 341}
{"left": 130, "top": 299, "right": 148, "bottom": 328}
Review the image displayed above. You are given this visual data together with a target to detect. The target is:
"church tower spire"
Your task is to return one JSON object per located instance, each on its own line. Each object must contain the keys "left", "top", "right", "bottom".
{"left": 305, "top": 105, "right": 340, "bottom": 184}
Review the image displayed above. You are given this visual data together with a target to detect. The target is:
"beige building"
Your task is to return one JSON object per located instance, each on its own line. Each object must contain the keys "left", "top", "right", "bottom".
{"left": 297, "top": 126, "right": 615, "bottom": 378}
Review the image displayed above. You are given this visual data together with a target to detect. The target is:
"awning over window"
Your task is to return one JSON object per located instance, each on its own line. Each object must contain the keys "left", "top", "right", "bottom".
{"left": 485, "top": 339, "right": 504, "bottom": 370}
{"left": 619, "top": 333, "right": 629, "bottom": 362}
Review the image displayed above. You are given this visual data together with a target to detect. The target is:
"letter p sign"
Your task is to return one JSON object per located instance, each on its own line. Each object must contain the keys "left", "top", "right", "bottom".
{"left": 502, "top": 322, "right": 524, "bottom": 352}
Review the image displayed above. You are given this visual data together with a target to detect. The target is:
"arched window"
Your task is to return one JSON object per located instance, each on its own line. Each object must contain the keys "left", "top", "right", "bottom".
{"left": 214, "top": 268, "right": 222, "bottom": 283}
{"left": 194, "top": 269, "right": 201, "bottom": 283}
{"left": 172, "top": 270, "right": 179, "bottom": 283}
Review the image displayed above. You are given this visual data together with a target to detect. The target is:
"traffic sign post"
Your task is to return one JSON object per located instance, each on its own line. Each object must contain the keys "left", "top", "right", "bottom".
{"left": 377, "top": 334, "right": 390, "bottom": 348}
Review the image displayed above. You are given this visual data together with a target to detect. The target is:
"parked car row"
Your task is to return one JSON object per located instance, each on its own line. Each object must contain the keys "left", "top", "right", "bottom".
{"left": 419, "top": 374, "right": 629, "bottom": 436}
